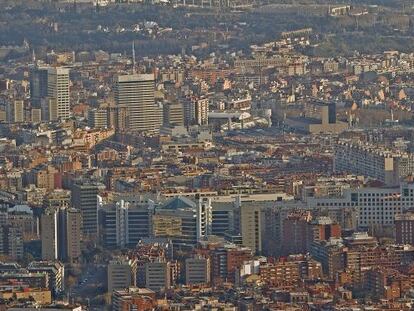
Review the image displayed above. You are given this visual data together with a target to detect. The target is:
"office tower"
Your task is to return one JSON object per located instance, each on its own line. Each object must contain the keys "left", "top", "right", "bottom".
{"left": 40, "top": 207, "right": 81, "bottom": 263}
{"left": 100, "top": 200, "right": 153, "bottom": 248}
{"left": 29, "top": 66, "right": 48, "bottom": 106}
{"left": 47, "top": 67, "right": 70, "bottom": 119}
{"left": 321, "top": 103, "right": 336, "bottom": 124}
{"left": 71, "top": 181, "right": 105, "bottom": 236}
{"left": 144, "top": 261, "right": 171, "bottom": 292}
{"left": 7, "top": 100, "right": 24, "bottom": 123}
{"left": 114, "top": 74, "right": 161, "bottom": 133}
{"left": 30, "top": 66, "right": 70, "bottom": 120}
{"left": 107, "top": 258, "right": 137, "bottom": 293}
{"left": 196, "top": 196, "right": 212, "bottom": 240}
{"left": 183, "top": 98, "right": 195, "bottom": 126}
{"left": 41, "top": 208, "right": 58, "bottom": 261}
{"left": 88, "top": 108, "right": 108, "bottom": 129}
{"left": 241, "top": 203, "right": 262, "bottom": 255}
{"left": 61, "top": 208, "right": 82, "bottom": 263}
{"left": 211, "top": 201, "right": 238, "bottom": 237}
{"left": 162, "top": 102, "right": 184, "bottom": 126}
{"left": 154, "top": 196, "right": 198, "bottom": 247}
{"left": 41, "top": 98, "right": 58, "bottom": 121}
{"left": 185, "top": 257, "right": 210, "bottom": 285}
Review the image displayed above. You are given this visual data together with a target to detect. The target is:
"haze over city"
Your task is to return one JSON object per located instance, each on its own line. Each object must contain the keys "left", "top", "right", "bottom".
{"left": 3, "top": 0, "right": 414, "bottom": 310}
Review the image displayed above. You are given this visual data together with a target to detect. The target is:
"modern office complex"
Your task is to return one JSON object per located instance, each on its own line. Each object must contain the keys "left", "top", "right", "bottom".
{"left": 114, "top": 74, "right": 162, "bottom": 133}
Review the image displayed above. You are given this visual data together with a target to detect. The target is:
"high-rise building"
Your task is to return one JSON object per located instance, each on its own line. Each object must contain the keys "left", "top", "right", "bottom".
{"left": 99, "top": 199, "right": 153, "bottom": 248}
{"left": 241, "top": 203, "right": 262, "bottom": 254}
{"left": 395, "top": 212, "right": 414, "bottom": 245}
{"left": 47, "top": 67, "right": 70, "bottom": 120}
{"left": 210, "top": 244, "right": 252, "bottom": 284}
{"left": 60, "top": 208, "right": 82, "bottom": 263}
{"left": 107, "top": 258, "right": 137, "bottom": 293}
{"left": 71, "top": 181, "right": 105, "bottom": 236}
{"left": 144, "top": 261, "right": 171, "bottom": 292}
{"left": 162, "top": 102, "right": 184, "bottom": 127}
{"left": 114, "top": 74, "right": 161, "bottom": 133}
{"left": 31, "top": 108, "right": 42, "bottom": 123}
{"left": 154, "top": 197, "right": 197, "bottom": 248}
{"left": 41, "top": 208, "right": 58, "bottom": 261}
{"left": 41, "top": 207, "right": 81, "bottom": 263}
{"left": 43, "top": 190, "right": 71, "bottom": 210}
{"left": 195, "top": 98, "right": 209, "bottom": 125}
{"left": 29, "top": 66, "right": 70, "bottom": 120}
{"left": 185, "top": 257, "right": 210, "bottom": 285}
{"left": 0, "top": 225, "right": 23, "bottom": 260}
{"left": 29, "top": 66, "right": 48, "bottom": 106}
{"left": 88, "top": 108, "right": 108, "bottom": 129}
{"left": 7, "top": 100, "right": 24, "bottom": 123}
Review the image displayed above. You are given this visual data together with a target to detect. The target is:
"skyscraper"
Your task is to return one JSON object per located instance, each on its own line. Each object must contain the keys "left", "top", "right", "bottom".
{"left": 71, "top": 181, "right": 105, "bottom": 236}
{"left": 114, "top": 74, "right": 161, "bottom": 133}
{"left": 41, "top": 207, "right": 82, "bottom": 263}
{"left": 29, "top": 66, "right": 48, "bottom": 106}
{"left": 41, "top": 208, "right": 58, "bottom": 261}
{"left": 29, "top": 66, "right": 70, "bottom": 120}
{"left": 61, "top": 208, "right": 82, "bottom": 263}
{"left": 47, "top": 67, "right": 70, "bottom": 120}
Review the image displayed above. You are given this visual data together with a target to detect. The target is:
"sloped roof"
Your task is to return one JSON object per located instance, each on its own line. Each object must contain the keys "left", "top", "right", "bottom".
{"left": 161, "top": 196, "right": 196, "bottom": 210}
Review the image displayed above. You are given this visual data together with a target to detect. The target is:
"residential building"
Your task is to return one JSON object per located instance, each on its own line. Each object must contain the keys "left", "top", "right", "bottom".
{"left": 185, "top": 256, "right": 210, "bottom": 285}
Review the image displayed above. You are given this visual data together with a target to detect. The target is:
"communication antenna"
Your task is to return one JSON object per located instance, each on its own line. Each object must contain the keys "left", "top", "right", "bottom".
{"left": 132, "top": 41, "right": 136, "bottom": 74}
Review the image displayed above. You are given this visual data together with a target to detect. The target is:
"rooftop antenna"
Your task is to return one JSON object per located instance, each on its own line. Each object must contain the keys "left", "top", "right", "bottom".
{"left": 32, "top": 49, "right": 36, "bottom": 63}
{"left": 132, "top": 40, "right": 136, "bottom": 74}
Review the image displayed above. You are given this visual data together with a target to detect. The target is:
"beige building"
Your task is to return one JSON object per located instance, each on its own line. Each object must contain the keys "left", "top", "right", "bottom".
{"left": 47, "top": 67, "right": 70, "bottom": 120}
{"left": 334, "top": 140, "right": 413, "bottom": 186}
{"left": 163, "top": 102, "right": 184, "bottom": 126}
{"left": 31, "top": 108, "right": 42, "bottom": 123}
{"left": 107, "top": 258, "right": 137, "bottom": 293}
{"left": 286, "top": 104, "right": 348, "bottom": 134}
{"left": 114, "top": 74, "right": 162, "bottom": 134}
{"left": 88, "top": 108, "right": 108, "bottom": 129}
{"left": 145, "top": 261, "right": 171, "bottom": 292}
{"left": 195, "top": 98, "right": 209, "bottom": 125}
{"left": 241, "top": 203, "right": 262, "bottom": 254}
{"left": 0, "top": 288, "right": 52, "bottom": 305}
